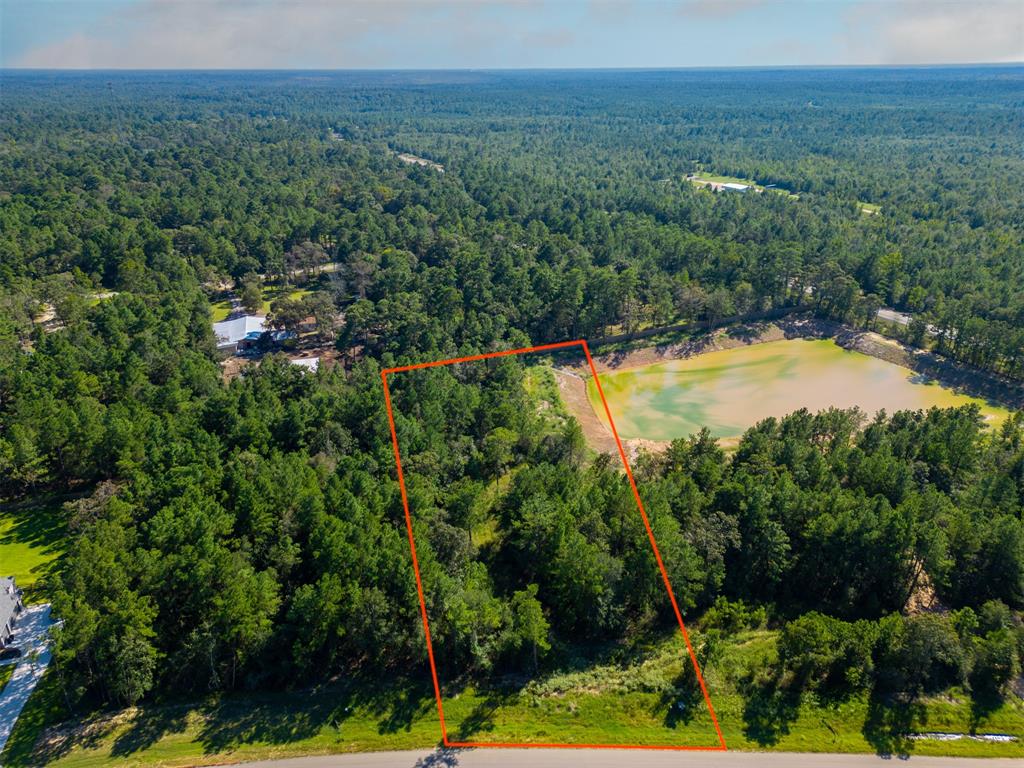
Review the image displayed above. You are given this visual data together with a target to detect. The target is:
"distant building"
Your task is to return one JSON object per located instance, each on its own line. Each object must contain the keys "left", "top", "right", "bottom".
{"left": 1, "top": 577, "right": 25, "bottom": 648}
{"left": 722, "top": 182, "right": 751, "bottom": 192}
{"left": 212, "top": 315, "right": 266, "bottom": 352}
{"left": 290, "top": 357, "right": 320, "bottom": 372}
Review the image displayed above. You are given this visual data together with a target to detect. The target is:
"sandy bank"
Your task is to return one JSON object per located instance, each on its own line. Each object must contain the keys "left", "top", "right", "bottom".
{"left": 552, "top": 368, "right": 670, "bottom": 461}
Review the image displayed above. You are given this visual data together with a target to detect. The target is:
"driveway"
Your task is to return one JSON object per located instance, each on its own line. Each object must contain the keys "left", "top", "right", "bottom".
{"left": 0, "top": 604, "right": 55, "bottom": 755}
{"left": 223, "top": 749, "right": 1024, "bottom": 768}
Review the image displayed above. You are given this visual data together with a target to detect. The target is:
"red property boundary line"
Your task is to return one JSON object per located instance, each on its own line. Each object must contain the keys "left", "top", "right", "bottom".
{"left": 381, "top": 339, "right": 727, "bottom": 751}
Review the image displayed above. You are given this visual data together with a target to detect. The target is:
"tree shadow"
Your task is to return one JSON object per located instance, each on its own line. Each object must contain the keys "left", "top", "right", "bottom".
{"left": 724, "top": 322, "right": 770, "bottom": 344}
{"left": 110, "top": 705, "right": 190, "bottom": 757}
{"left": 0, "top": 502, "right": 65, "bottom": 552}
{"left": 0, "top": 498, "right": 68, "bottom": 594}
{"left": 740, "top": 675, "right": 802, "bottom": 746}
{"left": 659, "top": 666, "right": 707, "bottom": 729}
{"left": 414, "top": 746, "right": 471, "bottom": 766}
{"left": 447, "top": 685, "right": 519, "bottom": 743}
{"left": 28, "top": 669, "right": 444, "bottom": 765}
{"left": 365, "top": 680, "right": 437, "bottom": 735}
{"left": 862, "top": 692, "right": 927, "bottom": 757}
{"left": 195, "top": 696, "right": 337, "bottom": 755}
{"left": 193, "top": 675, "right": 437, "bottom": 755}
{"left": 969, "top": 688, "right": 1005, "bottom": 733}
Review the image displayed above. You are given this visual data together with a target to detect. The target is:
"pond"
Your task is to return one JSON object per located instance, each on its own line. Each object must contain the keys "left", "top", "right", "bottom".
{"left": 587, "top": 339, "right": 1010, "bottom": 442}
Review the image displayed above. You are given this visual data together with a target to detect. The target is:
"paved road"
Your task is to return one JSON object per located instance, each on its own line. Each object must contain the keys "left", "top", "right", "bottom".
{"left": 224, "top": 748, "right": 1024, "bottom": 768}
{"left": 0, "top": 604, "right": 55, "bottom": 754}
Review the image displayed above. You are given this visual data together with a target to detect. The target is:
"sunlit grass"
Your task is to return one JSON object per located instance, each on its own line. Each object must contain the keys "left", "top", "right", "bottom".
{"left": 7, "top": 628, "right": 1022, "bottom": 767}
{"left": 0, "top": 502, "right": 65, "bottom": 594}
{"left": 210, "top": 299, "right": 234, "bottom": 321}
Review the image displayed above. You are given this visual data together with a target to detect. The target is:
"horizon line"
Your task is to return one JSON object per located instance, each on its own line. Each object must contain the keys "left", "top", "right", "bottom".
{"left": 2, "top": 62, "right": 1022, "bottom": 74}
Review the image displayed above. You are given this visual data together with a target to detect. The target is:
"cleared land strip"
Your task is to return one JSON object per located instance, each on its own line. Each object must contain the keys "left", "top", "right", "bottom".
{"left": 224, "top": 748, "right": 1024, "bottom": 768}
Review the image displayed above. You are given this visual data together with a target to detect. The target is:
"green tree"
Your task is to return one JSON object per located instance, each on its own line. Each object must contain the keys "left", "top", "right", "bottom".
{"left": 970, "top": 629, "right": 1020, "bottom": 696}
{"left": 482, "top": 427, "right": 517, "bottom": 483}
{"left": 239, "top": 274, "right": 263, "bottom": 314}
{"left": 508, "top": 584, "right": 550, "bottom": 672}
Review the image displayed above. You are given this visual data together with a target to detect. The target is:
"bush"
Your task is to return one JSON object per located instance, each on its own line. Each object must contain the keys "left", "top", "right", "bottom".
{"left": 970, "top": 629, "right": 1020, "bottom": 695}
{"left": 875, "top": 614, "right": 966, "bottom": 696}
{"left": 701, "top": 596, "right": 766, "bottom": 634}
{"left": 778, "top": 612, "right": 876, "bottom": 694}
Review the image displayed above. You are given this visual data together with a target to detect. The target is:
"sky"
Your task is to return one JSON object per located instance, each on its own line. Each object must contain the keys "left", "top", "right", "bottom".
{"left": 2, "top": 0, "right": 1022, "bottom": 70}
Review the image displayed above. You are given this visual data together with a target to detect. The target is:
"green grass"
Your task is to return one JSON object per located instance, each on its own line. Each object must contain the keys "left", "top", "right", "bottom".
{"left": 0, "top": 501, "right": 65, "bottom": 595}
{"left": 523, "top": 365, "right": 571, "bottom": 430}
{"left": 263, "top": 286, "right": 314, "bottom": 308}
{"left": 264, "top": 285, "right": 315, "bottom": 306}
{"left": 691, "top": 172, "right": 758, "bottom": 186}
{"left": 210, "top": 299, "right": 234, "bottom": 322}
{"left": 8, "top": 628, "right": 1022, "bottom": 767}
{"left": 210, "top": 286, "right": 317, "bottom": 321}
{"left": 0, "top": 664, "right": 13, "bottom": 695}
{"left": 84, "top": 293, "right": 117, "bottom": 308}
{"left": 858, "top": 201, "right": 881, "bottom": 215}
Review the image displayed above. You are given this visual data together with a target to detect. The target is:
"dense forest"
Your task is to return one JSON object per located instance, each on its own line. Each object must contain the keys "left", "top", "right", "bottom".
{"left": 0, "top": 68, "right": 1022, "bottom": 732}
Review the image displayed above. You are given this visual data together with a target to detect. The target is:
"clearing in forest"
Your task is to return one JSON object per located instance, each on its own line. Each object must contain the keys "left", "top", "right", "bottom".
{"left": 381, "top": 340, "right": 726, "bottom": 751}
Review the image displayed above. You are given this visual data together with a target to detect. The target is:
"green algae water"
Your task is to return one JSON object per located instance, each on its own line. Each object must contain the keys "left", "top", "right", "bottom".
{"left": 587, "top": 339, "right": 1010, "bottom": 442}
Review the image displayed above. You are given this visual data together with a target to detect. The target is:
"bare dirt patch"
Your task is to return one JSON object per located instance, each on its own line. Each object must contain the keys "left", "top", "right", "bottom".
{"left": 576, "top": 320, "right": 789, "bottom": 374}
{"left": 904, "top": 569, "right": 948, "bottom": 616}
{"left": 396, "top": 152, "right": 444, "bottom": 173}
{"left": 553, "top": 368, "right": 670, "bottom": 460}
{"left": 554, "top": 368, "right": 617, "bottom": 456}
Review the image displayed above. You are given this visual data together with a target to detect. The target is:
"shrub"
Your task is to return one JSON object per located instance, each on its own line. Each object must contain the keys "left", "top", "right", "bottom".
{"left": 875, "top": 613, "right": 966, "bottom": 696}
{"left": 970, "top": 629, "right": 1020, "bottom": 695}
{"left": 778, "top": 612, "right": 876, "bottom": 694}
{"left": 702, "top": 596, "right": 766, "bottom": 634}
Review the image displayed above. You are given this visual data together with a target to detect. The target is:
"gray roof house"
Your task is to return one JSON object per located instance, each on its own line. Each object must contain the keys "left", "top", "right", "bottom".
{"left": 212, "top": 315, "right": 266, "bottom": 351}
{"left": 1, "top": 577, "right": 25, "bottom": 648}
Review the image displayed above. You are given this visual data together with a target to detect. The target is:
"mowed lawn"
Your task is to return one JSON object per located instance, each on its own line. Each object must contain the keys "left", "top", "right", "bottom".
{"left": 210, "top": 286, "right": 316, "bottom": 321}
{"left": 0, "top": 502, "right": 65, "bottom": 595}
{"left": 6, "top": 630, "right": 1023, "bottom": 768}
{"left": 691, "top": 172, "right": 759, "bottom": 186}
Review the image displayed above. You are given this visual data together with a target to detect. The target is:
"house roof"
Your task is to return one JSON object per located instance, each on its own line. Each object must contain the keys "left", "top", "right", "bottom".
{"left": 1, "top": 577, "right": 21, "bottom": 632}
{"left": 290, "top": 357, "right": 320, "bottom": 372}
{"left": 212, "top": 315, "right": 266, "bottom": 347}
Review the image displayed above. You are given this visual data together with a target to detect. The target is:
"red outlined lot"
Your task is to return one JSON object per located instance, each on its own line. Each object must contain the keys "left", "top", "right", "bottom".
{"left": 381, "top": 339, "right": 726, "bottom": 751}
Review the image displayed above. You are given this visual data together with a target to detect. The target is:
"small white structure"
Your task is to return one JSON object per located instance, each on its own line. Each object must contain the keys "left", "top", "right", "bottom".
{"left": 1, "top": 577, "right": 24, "bottom": 648}
{"left": 213, "top": 315, "right": 266, "bottom": 351}
{"left": 290, "top": 357, "right": 320, "bottom": 373}
{"left": 722, "top": 182, "right": 751, "bottom": 192}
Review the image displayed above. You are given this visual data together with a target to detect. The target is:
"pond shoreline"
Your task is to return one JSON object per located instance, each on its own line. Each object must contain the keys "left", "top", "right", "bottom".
{"left": 555, "top": 317, "right": 1021, "bottom": 456}
{"left": 577, "top": 316, "right": 1024, "bottom": 412}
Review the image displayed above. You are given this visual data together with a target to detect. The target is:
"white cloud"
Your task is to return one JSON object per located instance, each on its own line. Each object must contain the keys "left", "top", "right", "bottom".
{"left": 842, "top": 0, "right": 1024, "bottom": 64}
{"left": 13, "top": 0, "right": 518, "bottom": 68}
